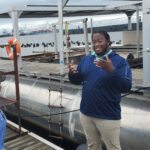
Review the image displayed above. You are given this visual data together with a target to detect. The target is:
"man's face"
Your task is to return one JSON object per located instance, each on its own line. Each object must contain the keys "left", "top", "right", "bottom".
{"left": 92, "top": 33, "right": 109, "bottom": 55}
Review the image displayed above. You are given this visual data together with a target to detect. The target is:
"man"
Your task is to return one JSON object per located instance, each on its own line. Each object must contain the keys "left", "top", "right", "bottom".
{"left": 68, "top": 30, "right": 132, "bottom": 150}
{"left": 0, "top": 110, "right": 6, "bottom": 150}
{"left": 0, "top": 73, "right": 6, "bottom": 150}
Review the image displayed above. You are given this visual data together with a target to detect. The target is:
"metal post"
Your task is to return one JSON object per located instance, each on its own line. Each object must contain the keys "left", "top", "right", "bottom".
{"left": 53, "top": 25, "right": 58, "bottom": 59}
{"left": 58, "top": 0, "right": 64, "bottom": 75}
{"left": 128, "top": 16, "right": 132, "bottom": 30}
{"left": 136, "top": 5, "right": 140, "bottom": 58}
{"left": 90, "top": 18, "right": 93, "bottom": 51}
{"left": 13, "top": 45, "right": 21, "bottom": 133}
{"left": 143, "top": 0, "right": 150, "bottom": 87}
{"left": 83, "top": 18, "right": 89, "bottom": 55}
{"left": 11, "top": 11, "right": 22, "bottom": 69}
{"left": 125, "top": 11, "right": 135, "bottom": 30}
{"left": 65, "top": 21, "right": 70, "bottom": 64}
{"left": 65, "top": 33, "right": 70, "bottom": 64}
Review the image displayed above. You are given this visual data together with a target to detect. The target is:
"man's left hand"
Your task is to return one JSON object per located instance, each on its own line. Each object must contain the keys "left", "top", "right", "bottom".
{"left": 94, "top": 56, "right": 115, "bottom": 72}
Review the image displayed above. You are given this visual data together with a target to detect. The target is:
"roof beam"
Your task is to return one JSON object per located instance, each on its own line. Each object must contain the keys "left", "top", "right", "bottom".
{"left": 0, "top": 1, "right": 142, "bottom": 18}
{"left": 63, "top": 0, "right": 69, "bottom": 8}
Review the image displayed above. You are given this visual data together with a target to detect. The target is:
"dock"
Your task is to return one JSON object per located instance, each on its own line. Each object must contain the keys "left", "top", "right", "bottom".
{"left": 0, "top": 53, "right": 149, "bottom": 150}
{"left": 5, "top": 120, "right": 64, "bottom": 150}
{"left": 0, "top": 57, "right": 64, "bottom": 150}
{"left": 0, "top": 59, "right": 143, "bottom": 86}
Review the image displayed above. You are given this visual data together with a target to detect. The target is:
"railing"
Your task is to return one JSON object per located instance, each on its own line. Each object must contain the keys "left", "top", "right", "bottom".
{"left": 0, "top": 44, "right": 21, "bottom": 133}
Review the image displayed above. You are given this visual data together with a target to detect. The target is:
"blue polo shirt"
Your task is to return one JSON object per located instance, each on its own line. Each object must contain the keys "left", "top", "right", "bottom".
{"left": 69, "top": 51, "right": 132, "bottom": 120}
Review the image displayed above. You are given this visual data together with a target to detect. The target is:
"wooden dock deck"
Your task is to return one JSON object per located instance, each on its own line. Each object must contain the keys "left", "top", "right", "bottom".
{"left": 4, "top": 120, "right": 64, "bottom": 150}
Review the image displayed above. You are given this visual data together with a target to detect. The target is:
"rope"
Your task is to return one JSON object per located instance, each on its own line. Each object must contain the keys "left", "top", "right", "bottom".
{"left": 22, "top": 109, "right": 79, "bottom": 118}
{"left": 65, "top": 21, "right": 69, "bottom": 35}
{"left": 59, "top": 75, "right": 63, "bottom": 133}
{"left": 48, "top": 75, "right": 52, "bottom": 136}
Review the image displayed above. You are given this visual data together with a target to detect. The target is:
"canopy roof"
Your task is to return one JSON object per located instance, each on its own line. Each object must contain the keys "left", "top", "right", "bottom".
{"left": 0, "top": 0, "right": 142, "bottom": 18}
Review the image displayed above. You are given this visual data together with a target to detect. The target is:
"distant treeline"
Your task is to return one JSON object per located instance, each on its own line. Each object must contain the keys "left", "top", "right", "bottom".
{"left": 68, "top": 22, "right": 142, "bottom": 34}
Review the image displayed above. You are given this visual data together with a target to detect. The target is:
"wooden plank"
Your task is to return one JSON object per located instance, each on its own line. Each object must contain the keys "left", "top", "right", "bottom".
{"left": 21, "top": 142, "right": 44, "bottom": 150}
{"left": 5, "top": 128, "right": 19, "bottom": 142}
{"left": 36, "top": 144, "right": 55, "bottom": 150}
{"left": 11, "top": 139, "right": 38, "bottom": 150}
{"left": 5, "top": 135, "right": 33, "bottom": 149}
{"left": 4, "top": 124, "right": 63, "bottom": 150}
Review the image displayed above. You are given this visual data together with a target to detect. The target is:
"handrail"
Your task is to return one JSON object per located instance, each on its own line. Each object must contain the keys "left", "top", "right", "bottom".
{"left": 0, "top": 43, "right": 21, "bottom": 133}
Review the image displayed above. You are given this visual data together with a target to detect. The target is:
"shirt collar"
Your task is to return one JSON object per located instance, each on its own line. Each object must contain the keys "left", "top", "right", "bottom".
{"left": 91, "top": 49, "right": 113, "bottom": 60}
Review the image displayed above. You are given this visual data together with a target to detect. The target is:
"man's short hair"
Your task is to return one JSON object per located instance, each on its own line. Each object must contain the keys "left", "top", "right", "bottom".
{"left": 92, "top": 30, "right": 111, "bottom": 45}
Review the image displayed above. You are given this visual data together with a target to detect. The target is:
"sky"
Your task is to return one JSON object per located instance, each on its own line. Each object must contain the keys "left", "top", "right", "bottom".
{"left": 0, "top": 0, "right": 117, "bottom": 7}
{"left": 0, "top": 0, "right": 141, "bottom": 11}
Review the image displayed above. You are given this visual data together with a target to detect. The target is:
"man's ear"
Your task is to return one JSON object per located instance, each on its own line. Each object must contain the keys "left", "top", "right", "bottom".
{"left": 108, "top": 41, "right": 112, "bottom": 46}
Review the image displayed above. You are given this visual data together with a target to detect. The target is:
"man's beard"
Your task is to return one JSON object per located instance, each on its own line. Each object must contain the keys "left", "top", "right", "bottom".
{"left": 96, "top": 48, "right": 108, "bottom": 57}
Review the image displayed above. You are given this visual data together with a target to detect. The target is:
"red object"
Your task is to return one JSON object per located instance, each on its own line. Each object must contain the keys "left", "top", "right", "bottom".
{"left": 5, "top": 37, "right": 21, "bottom": 60}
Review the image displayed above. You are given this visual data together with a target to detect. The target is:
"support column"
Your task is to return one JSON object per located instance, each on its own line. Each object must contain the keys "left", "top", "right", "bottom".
{"left": 83, "top": 18, "right": 89, "bottom": 55}
{"left": 90, "top": 18, "right": 93, "bottom": 52}
{"left": 58, "top": 0, "right": 64, "bottom": 75}
{"left": 52, "top": 25, "right": 58, "bottom": 59}
{"left": 143, "top": 0, "right": 150, "bottom": 87}
{"left": 9, "top": 10, "right": 22, "bottom": 69}
{"left": 136, "top": 5, "right": 140, "bottom": 58}
{"left": 125, "top": 11, "right": 135, "bottom": 30}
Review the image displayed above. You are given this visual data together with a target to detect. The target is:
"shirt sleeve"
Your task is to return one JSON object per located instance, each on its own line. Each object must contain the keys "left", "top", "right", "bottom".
{"left": 110, "top": 60, "right": 132, "bottom": 93}
{"left": 68, "top": 61, "right": 83, "bottom": 85}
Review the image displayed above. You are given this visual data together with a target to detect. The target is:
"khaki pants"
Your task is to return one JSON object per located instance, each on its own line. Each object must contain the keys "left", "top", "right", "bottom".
{"left": 80, "top": 113, "right": 121, "bottom": 150}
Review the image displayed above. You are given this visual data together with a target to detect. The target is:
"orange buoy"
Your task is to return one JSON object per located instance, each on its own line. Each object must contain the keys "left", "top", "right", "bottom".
{"left": 6, "top": 37, "right": 21, "bottom": 60}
